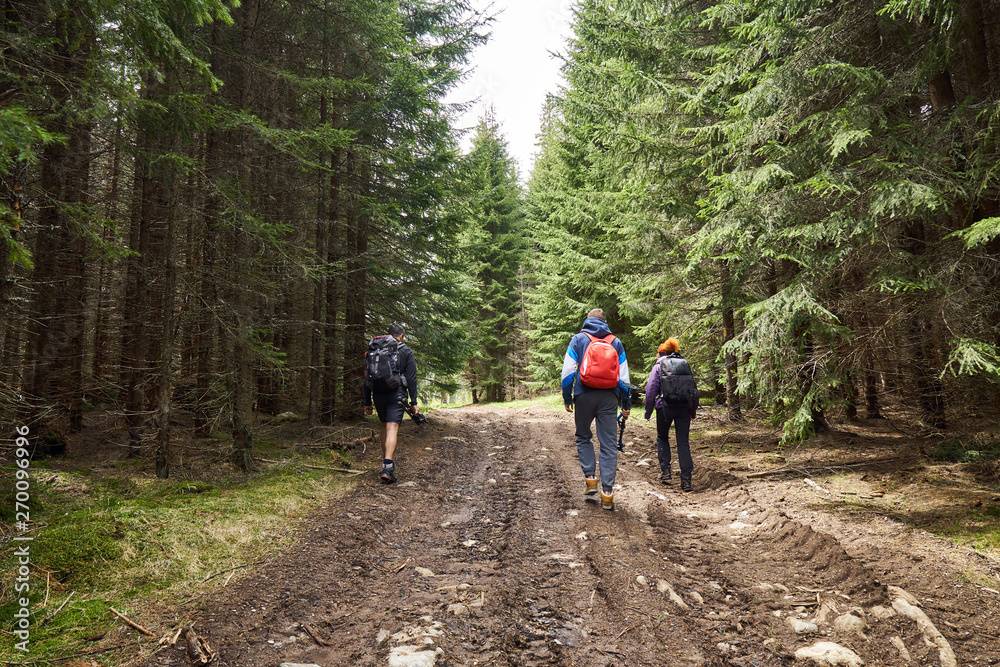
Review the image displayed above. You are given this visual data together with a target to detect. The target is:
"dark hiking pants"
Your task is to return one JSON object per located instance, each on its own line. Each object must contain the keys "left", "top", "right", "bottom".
{"left": 656, "top": 404, "right": 692, "bottom": 480}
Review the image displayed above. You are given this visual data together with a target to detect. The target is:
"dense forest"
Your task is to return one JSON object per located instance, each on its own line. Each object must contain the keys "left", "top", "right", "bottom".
{"left": 2, "top": 0, "right": 999, "bottom": 477}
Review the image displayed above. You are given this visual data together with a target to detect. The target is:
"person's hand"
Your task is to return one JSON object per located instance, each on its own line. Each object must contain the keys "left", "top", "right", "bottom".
{"left": 620, "top": 409, "right": 630, "bottom": 419}
{"left": 364, "top": 405, "right": 372, "bottom": 415}
{"left": 565, "top": 403, "right": 573, "bottom": 413}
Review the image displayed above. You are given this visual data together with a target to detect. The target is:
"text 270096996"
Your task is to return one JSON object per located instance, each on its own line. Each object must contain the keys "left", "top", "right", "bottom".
{"left": 12, "top": 424, "right": 33, "bottom": 653}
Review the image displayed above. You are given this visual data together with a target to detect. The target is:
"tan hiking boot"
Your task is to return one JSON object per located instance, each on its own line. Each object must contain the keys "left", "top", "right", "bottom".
{"left": 584, "top": 476, "right": 599, "bottom": 495}
{"left": 600, "top": 489, "right": 614, "bottom": 511}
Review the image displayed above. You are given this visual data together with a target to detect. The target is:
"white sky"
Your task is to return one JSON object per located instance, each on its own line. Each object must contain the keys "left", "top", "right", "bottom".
{"left": 447, "top": 0, "right": 576, "bottom": 180}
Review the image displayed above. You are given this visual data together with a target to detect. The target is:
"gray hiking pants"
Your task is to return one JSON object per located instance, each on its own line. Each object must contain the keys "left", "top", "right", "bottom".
{"left": 574, "top": 389, "right": 620, "bottom": 493}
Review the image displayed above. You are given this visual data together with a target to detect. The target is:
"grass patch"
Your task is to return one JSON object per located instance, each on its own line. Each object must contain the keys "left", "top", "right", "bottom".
{"left": 0, "top": 452, "right": 356, "bottom": 662}
{"left": 926, "top": 435, "right": 1000, "bottom": 464}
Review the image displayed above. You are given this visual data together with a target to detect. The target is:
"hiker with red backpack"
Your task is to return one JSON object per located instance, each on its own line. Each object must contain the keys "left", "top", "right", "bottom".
{"left": 562, "top": 308, "right": 632, "bottom": 510}
{"left": 363, "top": 323, "right": 420, "bottom": 483}
{"left": 644, "top": 338, "right": 700, "bottom": 492}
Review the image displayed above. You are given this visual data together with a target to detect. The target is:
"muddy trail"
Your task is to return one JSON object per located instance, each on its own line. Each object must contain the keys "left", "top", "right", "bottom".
{"left": 147, "top": 404, "right": 1000, "bottom": 666}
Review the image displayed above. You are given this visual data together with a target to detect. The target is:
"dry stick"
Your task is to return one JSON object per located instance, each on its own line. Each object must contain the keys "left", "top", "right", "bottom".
{"left": 745, "top": 456, "right": 912, "bottom": 479}
{"left": 201, "top": 560, "right": 265, "bottom": 583}
{"left": 615, "top": 623, "right": 640, "bottom": 639}
{"left": 167, "top": 625, "right": 185, "bottom": 647}
{"left": 109, "top": 606, "right": 155, "bottom": 636}
{"left": 41, "top": 590, "right": 76, "bottom": 626}
{"left": 255, "top": 456, "right": 366, "bottom": 474}
{"left": 301, "top": 622, "right": 331, "bottom": 647}
{"left": 184, "top": 627, "right": 216, "bottom": 666}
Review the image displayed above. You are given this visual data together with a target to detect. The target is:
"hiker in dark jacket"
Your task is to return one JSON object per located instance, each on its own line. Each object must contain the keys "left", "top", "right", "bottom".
{"left": 562, "top": 308, "right": 632, "bottom": 510}
{"left": 644, "top": 338, "right": 699, "bottom": 492}
{"left": 363, "top": 323, "right": 419, "bottom": 483}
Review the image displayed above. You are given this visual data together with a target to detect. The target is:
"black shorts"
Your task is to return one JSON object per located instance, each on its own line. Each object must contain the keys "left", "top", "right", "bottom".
{"left": 372, "top": 390, "right": 405, "bottom": 423}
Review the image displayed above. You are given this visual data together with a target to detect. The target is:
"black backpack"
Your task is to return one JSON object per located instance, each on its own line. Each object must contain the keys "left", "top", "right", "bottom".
{"left": 364, "top": 336, "right": 403, "bottom": 391}
{"left": 658, "top": 355, "right": 699, "bottom": 405}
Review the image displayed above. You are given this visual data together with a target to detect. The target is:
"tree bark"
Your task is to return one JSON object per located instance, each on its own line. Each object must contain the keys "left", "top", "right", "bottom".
{"left": 720, "top": 264, "right": 743, "bottom": 421}
{"left": 230, "top": 0, "right": 259, "bottom": 469}
{"left": 22, "top": 5, "right": 94, "bottom": 442}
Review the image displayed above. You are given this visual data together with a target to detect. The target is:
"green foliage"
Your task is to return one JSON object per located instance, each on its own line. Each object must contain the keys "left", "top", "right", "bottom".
{"left": 526, "top": 0, "right": 1000, "bottom": 440}
{"left": 926, "top": 436, "right": 1000, "bottom": 464}
{"left": 452, "top": 113, "right": 527, "bottom": 401}
{"left": 946, "top": 339, "right": 1000, "bottom": 384}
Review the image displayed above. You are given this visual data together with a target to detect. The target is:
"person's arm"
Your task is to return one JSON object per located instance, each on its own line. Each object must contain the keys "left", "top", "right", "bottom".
{"left": 644, "top": 361, "right": 660, "bottom": 420}
{"left": 616, "top": 340, "right": 632, "bottom": 415}
{"left": 362, "top": 355, "right": 373, "bottom": 407}
{"left": 561, "top": 336, "right": 579, "bottom": 410}
{"left": 690, "top": 359, "right": 699, "bottom": 418}
{"left": 404, "top": 346, "right": 418, "bottom": 405}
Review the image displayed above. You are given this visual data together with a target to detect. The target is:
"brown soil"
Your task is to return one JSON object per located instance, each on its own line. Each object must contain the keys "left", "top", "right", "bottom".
{"left": 140, "top": 403, "right": 1000, "bottom": 666}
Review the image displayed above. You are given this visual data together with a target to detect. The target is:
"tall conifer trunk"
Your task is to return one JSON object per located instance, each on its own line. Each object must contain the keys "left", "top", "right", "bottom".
{"left": 230, "top": 0, "right": 259, "bottom": 469}
{"left": 720, "top": 264, "right": 743, "bottom": 421}
{"left": 22, "top": 4, "right": 94, "bottom": 442}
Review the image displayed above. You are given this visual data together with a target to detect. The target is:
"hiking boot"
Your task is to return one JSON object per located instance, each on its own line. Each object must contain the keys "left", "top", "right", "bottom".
{"left": 600, "top": 489, "right": 614, "bottom": 511}
{"left": 584, "top": 476, "right": 599, "bottom": 496}
{"left": 680, "top": 478, "right": 692, "bottom": 492}
{"left": 380, "top": 464, "right": 397, "bottom": 484}
{"left": 659, "top": 470, "right": 672, "bottom": 485}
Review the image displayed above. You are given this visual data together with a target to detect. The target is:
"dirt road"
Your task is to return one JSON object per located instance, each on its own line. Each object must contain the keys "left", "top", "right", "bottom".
{"left": 148, "top": 404, "right": 1000, "bottom": 666}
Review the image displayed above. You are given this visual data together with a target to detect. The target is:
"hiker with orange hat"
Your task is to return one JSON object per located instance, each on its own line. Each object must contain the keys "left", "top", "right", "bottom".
{"left": 644, "top": 337, "right": 699, "bottom": 492}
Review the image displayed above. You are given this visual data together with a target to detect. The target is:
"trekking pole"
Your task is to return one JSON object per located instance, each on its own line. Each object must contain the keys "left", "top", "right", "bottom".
{"left": 616, "top": 413, "right": 627, "bottom": 452}
{"left": 398, "top": 396, "right": 428, "bottom": 425}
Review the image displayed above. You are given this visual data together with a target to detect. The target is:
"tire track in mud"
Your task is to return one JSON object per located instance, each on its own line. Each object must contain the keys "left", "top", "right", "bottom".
{"left": 147, "top": 406, "right": 1000, "bottom": 666}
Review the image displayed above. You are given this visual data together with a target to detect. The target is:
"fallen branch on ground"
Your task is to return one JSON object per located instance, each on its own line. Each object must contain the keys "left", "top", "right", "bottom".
{"left": 745, "top": 457, "right": 913, "bottom": 479}
{"left": 109, "top": 606, "right": 155, "bottom": 636}
{"left": 255, "top": 456, "right": 366, "bottom": 474}
{"left": 615, "top": 623, "right": 640, "bottom": 639}
{"left": 184, "top": 627, "right": 217, "bottom": 666}
{"left": 40, "top": 590, "right": 75, "bottom": 626}
{"left": 301, "top": 622, "right": 331, "bottom": 646}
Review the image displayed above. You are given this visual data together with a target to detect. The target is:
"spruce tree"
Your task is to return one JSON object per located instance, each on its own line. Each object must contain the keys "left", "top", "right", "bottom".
{"left": 456, "top": 112, "right": 526, "bottom": 403}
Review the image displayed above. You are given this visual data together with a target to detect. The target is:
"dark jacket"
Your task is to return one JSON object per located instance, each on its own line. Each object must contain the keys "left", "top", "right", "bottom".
{"left": 561, "top": 317, "right": 632, "bottom": 410}
{"left": 363, "top": 339, "right": 417, "bottom": 406}
{"left": 644, "top": 353, "right": 699, "bottom": 420}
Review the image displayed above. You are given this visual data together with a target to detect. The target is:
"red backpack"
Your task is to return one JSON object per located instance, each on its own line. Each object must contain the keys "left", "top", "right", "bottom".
{"left": 578, "top": 333, "right": 620, "bottom": 389}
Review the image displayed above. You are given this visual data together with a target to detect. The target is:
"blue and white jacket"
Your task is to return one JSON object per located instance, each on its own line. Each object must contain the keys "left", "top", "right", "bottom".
{"left": 561, "top": 317, "right": 632, "bottom": 409}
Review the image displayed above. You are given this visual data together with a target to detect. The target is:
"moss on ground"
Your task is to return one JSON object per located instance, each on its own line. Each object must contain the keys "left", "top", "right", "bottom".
{"left": 0, "top": 449, "right": 357, "bottom": 663}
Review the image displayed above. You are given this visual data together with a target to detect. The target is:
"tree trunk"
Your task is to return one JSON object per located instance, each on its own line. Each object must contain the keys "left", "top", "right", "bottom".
{"left": 959, "top": 0, "right": 990, "bottom": 102}
{"left": 156, "top": 196, "right": 177, "bottom": 478}
{"left": 843, "top": 372, "right": 858, "bottom": 421}
{"left": 230, "top": 0, "right": 259, "bottom": 469}
{"left": 720, "top": 264, "right": 743, "bottom": 421}
{"left": 322, "top": 166, "right": 341, "bottom": 425}
{"left": 865, "top": 368, "right": 883, "bottom": 419}
{"left": 22, "top": 7, "right": 94, "bottom": 442}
